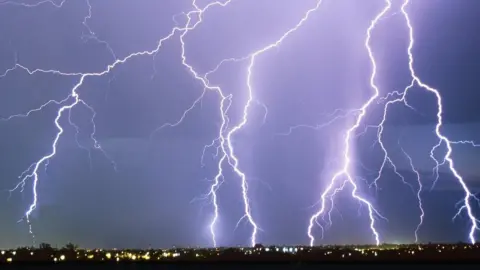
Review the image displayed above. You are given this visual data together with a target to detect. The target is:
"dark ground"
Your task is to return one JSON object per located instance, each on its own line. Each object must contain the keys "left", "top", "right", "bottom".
{"left": 1, "top": 243, "right": 480, "bottom": 268}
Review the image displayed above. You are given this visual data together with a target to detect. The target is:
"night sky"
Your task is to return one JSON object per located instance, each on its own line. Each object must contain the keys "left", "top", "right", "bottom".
{"left": 0, "top": 0, "right": 479, "bottom": 249}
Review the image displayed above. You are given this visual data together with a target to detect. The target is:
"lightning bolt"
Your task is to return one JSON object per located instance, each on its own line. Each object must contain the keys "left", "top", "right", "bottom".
{"left": 4, "top": 0, "right": 318, "bottom": 247}
{"left": 308, "top": 0, "right": 392, "bottom": 247}
{"left": 0, "top": 0, "right": 230, "bottom": 239}
{"left": 308, "top": 0, "right": 479, "bottom": 246}
{"left": 149, "top": 0, "right": 240, "bottom": 248}
{"left": 223, "top": 0, "right": 326, "bottom": 247}
{"left": 400, "top": 0, "right": 479, "bottom": 244}
{"left": 158, "top": 0, "right": 325, "bottom": 247}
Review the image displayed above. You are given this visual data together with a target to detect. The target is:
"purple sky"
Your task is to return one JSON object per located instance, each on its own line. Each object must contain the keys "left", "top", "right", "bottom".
{"left": 0, "top": 0, "right": 479, "bottom": 248}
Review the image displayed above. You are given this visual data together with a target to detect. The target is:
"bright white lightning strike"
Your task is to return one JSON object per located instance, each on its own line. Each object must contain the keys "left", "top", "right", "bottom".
{"left": 400, "top": 0, "right": 479, "bottom": 244}
{"left": 0, "top": 0, "right": 231, "bottom": 238}
{"left": 165, "top": 0, "right": 325, "bottom": 247}
{"left": 306, "top": 0, "right": 479, "bottom": 246}
{"left": 222, "top": 0, "right": 325, "bottom": 247}
{"left": 307, "top": 0, "right": 392, "bottom": 247}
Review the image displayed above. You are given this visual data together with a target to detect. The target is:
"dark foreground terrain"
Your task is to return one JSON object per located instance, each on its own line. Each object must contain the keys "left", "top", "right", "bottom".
{"left": 1, "top": 243, "right": 479, "bottom": 265}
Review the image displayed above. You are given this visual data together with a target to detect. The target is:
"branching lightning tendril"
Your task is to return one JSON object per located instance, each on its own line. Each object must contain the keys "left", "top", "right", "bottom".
{"left": 401, "top": 147, "right": 424, "bottom": 243}
{"left": 401, "top": 0, "right": 479, "bottom": 244}
{"left": 0, "top": 0, "right": 234, "bottom": 240}
{"left": 305, "top": 0, "right": 479, "bottom": 246}
{"left": 307, "top": 0, "right": 392, "bottom": 247}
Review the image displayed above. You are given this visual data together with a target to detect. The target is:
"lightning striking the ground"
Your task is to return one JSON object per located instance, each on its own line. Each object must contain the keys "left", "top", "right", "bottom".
{"left": 0, "top": 0, "right": 234, "bottom": 240}
{"left": 164, "top": 0, "right": 325, "bottom": 247}
{"left": 400, "top": 0, "right": 479, "bottom": 244}
{"left": 1, "top": 0, "right": 302, "bottom": 248}
{"left": 307, "top": 0, "right": 392, "bottom": 247}
{"left": 305, "top": 0, "right": 479, "bottom": 246}
{"left": 1, "top": 0, "right": 479, "bottom": 248}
